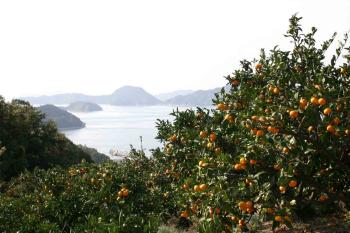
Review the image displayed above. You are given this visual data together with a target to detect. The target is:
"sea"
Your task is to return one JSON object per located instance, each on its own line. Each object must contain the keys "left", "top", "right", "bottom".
{"left": 62, "top": 105, "right": 192, "bottom": 157}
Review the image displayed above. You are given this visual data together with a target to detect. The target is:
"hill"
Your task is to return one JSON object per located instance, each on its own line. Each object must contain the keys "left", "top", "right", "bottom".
{"left": 38, "top": 104, "right": 86, "bottom": 130}
{"left": 66, "top": 101, "right": 102, "bottom": 112}
{"left": 22, "top": 86, "right": 162, "bottom": 106}
{"left": 165, "top": 87, "right": 221, "bottom": 106}
{"left": 155, "top": 90, "right": 194, "bottom": 101}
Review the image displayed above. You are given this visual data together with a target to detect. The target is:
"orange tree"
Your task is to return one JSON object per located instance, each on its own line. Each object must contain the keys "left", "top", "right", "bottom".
{"left": 155, "top": 15, "right": 350, "bottom": 231}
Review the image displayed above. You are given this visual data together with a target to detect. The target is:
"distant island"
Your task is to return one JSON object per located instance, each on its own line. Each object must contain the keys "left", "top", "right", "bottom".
{"left": 21, "top": 85, "right": 226, "bottom": 107}
{"left": 66, "top": 101, "right": 103, "bottom": 112}
{"left": 38, "top": 104, "right": 86, "bottom": 130}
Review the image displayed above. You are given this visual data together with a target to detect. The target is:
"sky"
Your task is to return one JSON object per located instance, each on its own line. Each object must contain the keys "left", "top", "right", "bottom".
{"left": 0, "top": 0, "right": 349, "bottom": 100}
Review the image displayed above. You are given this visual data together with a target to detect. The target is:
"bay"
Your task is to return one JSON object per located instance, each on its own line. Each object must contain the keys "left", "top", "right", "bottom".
{"left": 62, "top": 105, "right": 191, "bottom": 156}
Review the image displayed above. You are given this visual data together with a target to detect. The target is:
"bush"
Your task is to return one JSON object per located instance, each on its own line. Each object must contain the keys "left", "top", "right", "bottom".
{"left": 0, "top": 150, "right": 163, "bottom": 233}
{"left": 155, "top": 15, "right": 350, "bottom": 231}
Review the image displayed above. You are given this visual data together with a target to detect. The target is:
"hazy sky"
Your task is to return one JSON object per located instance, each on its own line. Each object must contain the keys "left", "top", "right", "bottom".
{"left": 0, "top": 0, "right": 349, "bottom": 99}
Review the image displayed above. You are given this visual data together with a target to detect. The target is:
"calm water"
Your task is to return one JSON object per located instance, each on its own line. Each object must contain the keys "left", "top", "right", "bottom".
{"left": 63, "top": 105, "right": 190, "bottom": 156}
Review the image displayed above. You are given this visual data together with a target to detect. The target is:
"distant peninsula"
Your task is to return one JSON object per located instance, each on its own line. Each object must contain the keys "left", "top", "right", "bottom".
{"left": 66, "top": 101, "right": 102, "bottom": 112}
{"left": 38, "top": 104, "right": 86, "bottom": 130}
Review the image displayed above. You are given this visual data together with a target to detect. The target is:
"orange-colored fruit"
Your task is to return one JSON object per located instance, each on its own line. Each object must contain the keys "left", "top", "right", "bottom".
{"left": 251, "top": 115, "right": 258, "bottom": 121}
{"left": 255, "top": 63, "right": 263, "bottom": 70}
{"left": 231, "top": 79, "right": 239, "bottom": 87}
{"left": 273, "top": 87, "right": 280, "bottom": 95}
{"left": 307, "top": 126, "right": 314, "bottom": 133}
{"left": 279, "top": 186, "right": 286, "bottom": 193}
{"left": 169, "top": 134, "right": 177, "bottom": 142}
{"left": 289, "top": 180, "right": 298, "bottom": 188}
{"left": 327, "top": 125, "right": 335, "bottom": 134}
{"left": 180, "top": 210, "right": 189, "bottom": 218}
{"left": 199, "top": 160, "right": 207, "bottom": 168}
{"left": 289, "top": 110, "right": 298, "bottom": 119}
{"left": 282, "top": 147, "right": 290, "bottom": 154}
{"left": 345, "top": 129, "right": 350, "bottom": 135}
{"left": 182, "top": 183, "right": 189, "bottom": 190}
{"left": 240, "top": 157, "right": 247, "bottom": 165}
{"left": 122, "top": 189, "right": 129, "bottom": 197}
{"left": 216, "top": 103, "right": 227, "bottom": 111}
{"left": 224, "top": 114, "right": 234, "bottom": 123}
{"left": 319, "top": 194, "right": 328, "bottom": 202}
{"left": 323, "top": 107, "right": 332, "bottom": 115}
{"left": 209, "top": 133, "right": 217, "bottom": 142}
{"left": 267, "top": 126, "right": 279, "bottom": 134}
{"left": 310, "top": 96, "right": 319, "bottom": 105}
{"left": 199, "top": 131, "right": 207, "bottom": 139}
{"left": 250, "top": 159, "right": 257, "bottom": 165}
{"left": 238, "top": 201, "right": 247, "bottom": 211}
{"left": 245, "top": 201, "right": 254, "bottom": 208}
{"left": 199, "top": 184, "right": 208, "bottom": 191}
{"left": 194, "top": 185, "right": 201, "bottom": 192}
{"left": 275, "top": 215, "right": 283, "bottom": 222}
{"left": 234, "top": 164, "right": 242, "bottom": 170}
{"left": 299, "top": 98, "right": 308, "bottom": 109}
{"left": 256, "top": 130, "right": 265, "bottom": 136}
{"left": 318, "top": 98, "right": 326, "bottom": 106}
{"left": 207, "top": 142, "right": 213, "bottom": 150}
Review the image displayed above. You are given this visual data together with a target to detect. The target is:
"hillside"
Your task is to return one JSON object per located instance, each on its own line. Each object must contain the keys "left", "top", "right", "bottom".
{"left": 66, "top": 101, "right": 103, "bottom": 112}
{"left": 38, "top": 104, "right": 86, "bottom": 130}
{"left": 165, "top": 88, "right": 221, "bottom": 106}
{"left": 0, "top": 97, "right": 92, "bottom": 180}
{"left": 22, "top": 86, "right": 162, "bottom": 106}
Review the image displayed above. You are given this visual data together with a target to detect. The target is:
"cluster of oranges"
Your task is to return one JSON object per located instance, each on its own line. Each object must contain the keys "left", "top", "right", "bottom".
{"left": 117, "top": 187, "right": 129, "bottom": 198}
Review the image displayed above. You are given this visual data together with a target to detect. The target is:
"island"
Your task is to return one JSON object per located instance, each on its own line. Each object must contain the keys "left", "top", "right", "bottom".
{"left": 66, "top": 101, "right": 103, "bottom": 112}
{"left": 38, "top": 104, "right": 86, "bottom": 130}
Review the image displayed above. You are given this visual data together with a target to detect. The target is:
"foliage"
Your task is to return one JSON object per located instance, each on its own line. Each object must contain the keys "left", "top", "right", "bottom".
{"left": 0, "top": 98, "right": 91, "bottom": 181}
{"left": 0, "top": 150, "right": 163, "bottom": 233}
{"left": 155, "top": 15, "right": 350, "bottom": 231}
{"left": 78, "top": 145, "right": 111, "bottom": 164}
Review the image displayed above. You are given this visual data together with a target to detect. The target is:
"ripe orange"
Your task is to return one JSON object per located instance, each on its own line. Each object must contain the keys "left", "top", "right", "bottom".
{"left": 239, "top": 157, "right": 247, "bottom": 165}
{"left": 307, "top": 126, "right": 314, "bottom": 133}
{"left": 199, "top": 131, "right": 207, "bottom": 139}
{"left": 323, "top": 107, "right": 332, "bottom": 115}
{"left": 169, "top": 134, "right": 177, "bottom": 142}
{"left": 345, "top": 129, "right": 350, "bottom": 135}
{"left": 194, "top": 185, "right": 200, "bottom": 192}
{"left": 180, "top": 210, "right": 189, "bottom": 218}
{"left": 182, "top": 183, "right": 189, "bottom": 190}
{"left": 299, "top": 98, "right": 308, "bottom": 109}
{"left": 245, "top": 201, "right": 254, "bottom": 208}
{"left": 275, "top": 215, "right": 283, "bottom": 222}
{"left": 122, "top": 189, "right": 129, "bottom": 197}
{"left": 279, "top": 186, "right": 286, "bottom": 193}
{"left": 310, "top": 96, "right": 319, "bottom": 105}
{"left": 199, "top": 184, "right": 208, "bottom": 191}
{"left": 216, "top": 103, "right": 227, "bottom": 111}
{"left": 282, "top": 147, "right": 289, "bottom": 154}
{"left": 207, "top": 142, "right": 213, "bottom": 150}
{"left": 231, "top": 79, "right": 239, "bottom": 87}
{"left": 326, "top": 125, "right": 335, "bottom": 134}
{"left": 250, "top": 159, "right": 257, "bottom": 165}
{"left": 238, "top": 201, "right": 247, "bottom": 211}
{"left": 199, "top": 160, "right": 207, "bottom": 168}
{"left": 234, "top": 164, "right": 242, "bottom": 170}
{"left": 256, "top": 129, "right": 264, "bottom": 136}
{"left": 224, "top": 114, "right": 234, "bottom": 123}
{"left": 209, "top": 133, "right": 217, "bottom": 142}
{"left": 289, "top": 110, "right": 298, "bottom": 119}
{"left": 289, "top": 180, "right": 298, "bottom": 188}
{"left": 273, "top": 87, "right": 280, "bottom": 95}
{"left": 319, "top": 194, "right": 328, "bottom": 202}
{"left": 255, "top": 63, "right": 263, "bottom": 70}
{"left": 318, "top": 98, "right": 326, "bottom": 106}
{"left": 251, "top": 115, "right": 258, "bottom": 121}
{"left": 267, "top": 126, "right": 279, "bottom": 134}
